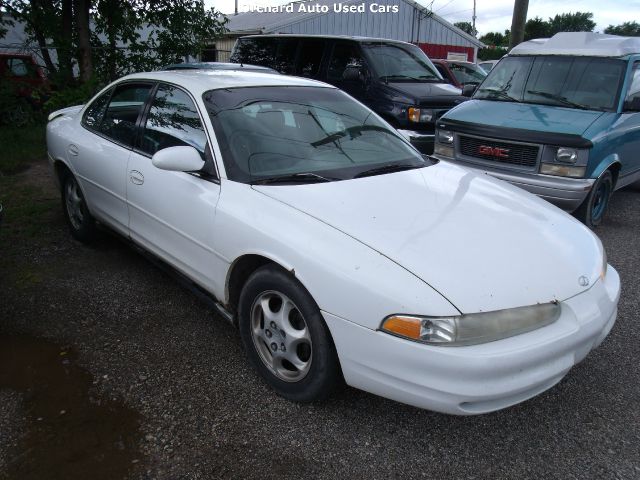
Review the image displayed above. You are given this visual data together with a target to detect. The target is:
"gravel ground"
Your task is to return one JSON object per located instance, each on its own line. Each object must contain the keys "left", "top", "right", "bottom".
{"left": 1, "top": 160, "right": 639, "bottom": 479}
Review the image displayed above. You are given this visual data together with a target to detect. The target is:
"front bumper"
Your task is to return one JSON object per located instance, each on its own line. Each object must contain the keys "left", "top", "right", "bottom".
{"left": 323, "top": 266, "right": 620, "bottom": 415}
{"left": 398, "top": 129, "right": 435, "bottom": 155}
{"left": 433, "top": 157, "right": 594, "bottom": 212}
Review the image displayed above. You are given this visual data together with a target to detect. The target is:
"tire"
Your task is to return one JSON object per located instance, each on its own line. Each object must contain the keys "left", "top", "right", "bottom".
{"left": 574, "top": 170, "right": 613, "bottom": 228}
{"left": 238, "top": 264, "right": 341, "bottom": 402}
{"left": 8, "top": 99, "right": 31, "bottom": 127}
{"left": 61, "top": 174, "right": 96, "bottom": 242}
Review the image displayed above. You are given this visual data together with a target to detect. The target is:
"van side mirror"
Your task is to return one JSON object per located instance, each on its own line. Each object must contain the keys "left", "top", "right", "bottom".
{"left": 623, "top": 96, "right": 640, "bottom": 112}
{"left": 152, "top": 146, "right": 204, "bottom": 172}
{"left": 462, "top": 84, "right": 477, "bottom": 97}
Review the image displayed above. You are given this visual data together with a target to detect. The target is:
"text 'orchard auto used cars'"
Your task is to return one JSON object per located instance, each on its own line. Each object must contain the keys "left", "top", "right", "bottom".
{"left": 46, "top": 70, "right": 620, "bottom": 415}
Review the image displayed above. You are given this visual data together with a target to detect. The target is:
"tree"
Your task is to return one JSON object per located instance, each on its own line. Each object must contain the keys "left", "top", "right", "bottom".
{"left": 454, "top": 21, "right": 475, "bottom": 37}
{"left": 524, "top": 16, "right": 549, "bottom": 40}
{"left": 605, "top": 21, "right": 640, "bottom": 36}
{"left": 547, "top": 12, "right": 595, "bottom": 35}
{"left": 1, "top": 0, "right": 227, "bottom": 85}
{"left": 479, "top": 30, "right": 510, "bottom": 48}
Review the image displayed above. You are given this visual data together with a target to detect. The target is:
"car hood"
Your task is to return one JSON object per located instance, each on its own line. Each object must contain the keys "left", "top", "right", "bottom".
{"left": 386, "top": 81, "right": 464, "bottom": 105}
{"left": 253, "top": 162, "right": 603, "bottom": 314}
{"left": 444, "top": 99, "right": 604, "bottom": 136}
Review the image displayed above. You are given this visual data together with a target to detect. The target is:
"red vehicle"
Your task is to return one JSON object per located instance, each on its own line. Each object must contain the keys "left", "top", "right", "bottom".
{"left": 431, "top": 59, "right": 487, "bottom": 89}
{"left": 0, "top": 52, "right": 49, "bottom": 125}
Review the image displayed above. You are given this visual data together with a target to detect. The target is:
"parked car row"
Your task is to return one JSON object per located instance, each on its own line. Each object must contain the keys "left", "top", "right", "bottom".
{"left": 47, "top": 41, "right": 621, "bottom": 414}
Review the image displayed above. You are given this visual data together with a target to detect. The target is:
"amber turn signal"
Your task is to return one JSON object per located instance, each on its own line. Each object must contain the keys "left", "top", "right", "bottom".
{"left": 381, "top": 315, "right": 422, "bottom": 340}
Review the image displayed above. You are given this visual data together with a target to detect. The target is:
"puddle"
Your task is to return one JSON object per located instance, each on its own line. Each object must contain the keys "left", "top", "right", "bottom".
{"left": 0, "top": 334, "right": 143, "bottom": 480}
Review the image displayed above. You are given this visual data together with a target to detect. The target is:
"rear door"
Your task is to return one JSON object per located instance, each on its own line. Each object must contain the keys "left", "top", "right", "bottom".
{"left": 295, "top": 38, "right": 327, "bottom": 79}
{"left": 73, "top": 82, "right": 153, "bottom": 235}
{"left": 126, "top": 83, "right": 224, "bottom": 290}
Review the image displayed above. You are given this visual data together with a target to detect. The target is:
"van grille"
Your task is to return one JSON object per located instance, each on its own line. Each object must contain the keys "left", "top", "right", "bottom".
{"left": 459, "top": 135, "right": 539, "bottom": 167}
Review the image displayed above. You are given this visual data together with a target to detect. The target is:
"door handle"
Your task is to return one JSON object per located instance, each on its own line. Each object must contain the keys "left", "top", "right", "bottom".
{"left": 130, "top": 170, "right": 144, "bottom": 185}
{"left": 68, "top": 144, "right": 79, "bottom": 156}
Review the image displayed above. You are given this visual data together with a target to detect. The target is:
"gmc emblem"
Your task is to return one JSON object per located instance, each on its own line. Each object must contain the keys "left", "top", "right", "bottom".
{"left": 479, "top": 145, "right": 510, "bottom": 158}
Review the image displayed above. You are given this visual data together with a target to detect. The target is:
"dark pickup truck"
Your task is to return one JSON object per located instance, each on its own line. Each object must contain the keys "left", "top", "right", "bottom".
{"left": 230, "top": 35, "right": 467, "bottom": 154}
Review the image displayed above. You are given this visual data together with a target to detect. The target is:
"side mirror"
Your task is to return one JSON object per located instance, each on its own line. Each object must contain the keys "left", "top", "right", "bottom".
{"left": 152, "top": 146, "right": 204, "bottom": 172}
{"left": 462, "top": 84, "right": 477, "bottom": 97}
{"left": 342, "top": 65, "right": 364, "bottom": 82}
{"left": 623, "top": 96, "right": 640, "bottom": 112}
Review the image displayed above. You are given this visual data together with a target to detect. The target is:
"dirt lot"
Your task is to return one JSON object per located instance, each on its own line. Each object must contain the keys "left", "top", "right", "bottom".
{"left": 1, "top": 157, "right": 639, "bottom": 479}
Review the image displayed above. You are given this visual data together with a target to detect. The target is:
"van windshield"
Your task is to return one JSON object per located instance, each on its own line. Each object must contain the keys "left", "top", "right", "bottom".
{"left": 361, "top": 43, "right": 443, "bottom": 82}
{"left": 203, "top": 86, "right": 426, "bottom": 184}
{"left": 475, "top": 55, "right": 626, "bottom": 112}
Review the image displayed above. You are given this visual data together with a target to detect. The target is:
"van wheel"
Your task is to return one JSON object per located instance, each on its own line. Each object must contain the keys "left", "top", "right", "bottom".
{"left": 238, "top": 264, "right": 341, "bottom": 402}
{"left": 575, "top": 170, "right": 613, "bottom": 228}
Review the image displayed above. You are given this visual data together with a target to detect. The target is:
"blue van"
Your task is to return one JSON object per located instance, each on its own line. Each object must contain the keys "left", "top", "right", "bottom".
{"left": 433, "top": 32, "right": 640, "bottom": 227}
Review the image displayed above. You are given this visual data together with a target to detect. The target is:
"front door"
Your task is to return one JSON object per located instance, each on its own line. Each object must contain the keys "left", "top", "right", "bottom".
{"left": 326, "top": 42, "right": 370, "bottom": 103}
{"left": 126, "top": 83, "right": 225, "bottom": 291}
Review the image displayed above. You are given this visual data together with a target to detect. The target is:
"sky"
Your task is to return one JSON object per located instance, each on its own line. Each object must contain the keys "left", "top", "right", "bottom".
{"left": 204, "top": 0, "right": 638, "bottom": 36}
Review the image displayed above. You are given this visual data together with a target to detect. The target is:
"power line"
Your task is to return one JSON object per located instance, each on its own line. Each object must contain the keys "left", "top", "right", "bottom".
{"left": 434, "top": 0, "right": 456, "bottom": 13}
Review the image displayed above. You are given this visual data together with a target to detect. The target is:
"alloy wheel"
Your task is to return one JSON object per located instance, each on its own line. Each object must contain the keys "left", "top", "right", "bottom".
{"left": 250, "top": 290, "right": 312, "bottom": 382}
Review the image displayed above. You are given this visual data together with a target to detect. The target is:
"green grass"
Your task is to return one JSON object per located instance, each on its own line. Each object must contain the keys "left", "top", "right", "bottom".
{"left": 0, "top": 123, "right": 47, "bottom": 175}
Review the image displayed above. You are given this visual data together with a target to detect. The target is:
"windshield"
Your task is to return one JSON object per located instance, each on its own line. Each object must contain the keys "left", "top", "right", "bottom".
{"left": 474, "top": 55, "right": 626, "bottom": 111}
{"left": 361, "top": 43, "right": 443, "bottom": 82}
{"left": 203, "top": 86, "right": 426, "bottom": 183}
{"left": 449, "top": 62, "right": 487, "bottom": 86}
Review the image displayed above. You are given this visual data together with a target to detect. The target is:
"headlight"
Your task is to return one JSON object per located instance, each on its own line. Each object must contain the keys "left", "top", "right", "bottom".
{"left": 556, "top": 147, "right": 578, "bottom": 164}
{"left": 540, "top": 163, "right": 586, "bottom": 178}
{"left": 437, "top": 129, "right": 454, "bottom": 144}
{"left": 380, "top": 302, "right": 561, "bottom": 346}
{"left": 408, "top": 107, "right": 435, "bottom": 123}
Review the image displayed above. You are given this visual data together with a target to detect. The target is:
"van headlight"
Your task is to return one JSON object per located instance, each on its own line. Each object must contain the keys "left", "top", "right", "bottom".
{"left": 437, "top": 129, "right": 454, "bottom": 144}
{"left": 380, "top": 303, "right": 561, "bottom": 346}
{"left": 556, "top": 147, "right": 578, "bottom": 164}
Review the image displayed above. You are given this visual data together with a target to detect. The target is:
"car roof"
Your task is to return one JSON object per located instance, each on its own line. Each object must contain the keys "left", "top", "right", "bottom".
{"left": 120, "top": 70, "right": 334, "bottom": 95}
{"left": 510, "top": 32, "right": 640, "bottom": 57}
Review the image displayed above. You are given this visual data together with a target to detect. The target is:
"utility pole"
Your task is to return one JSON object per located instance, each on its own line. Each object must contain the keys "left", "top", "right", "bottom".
{"left": 509, "top": 0, "right": 528, "bottom": 49}
{"left": 472, "top": 0, "right": 477, "bottom": 36}
{"left": 235, "top": 0, "right": 238, "bottom": 15}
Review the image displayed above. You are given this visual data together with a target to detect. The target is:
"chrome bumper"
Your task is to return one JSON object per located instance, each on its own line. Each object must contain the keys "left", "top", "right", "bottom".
{"left": 436, "top": 158, "right": 594, "bottom": 212}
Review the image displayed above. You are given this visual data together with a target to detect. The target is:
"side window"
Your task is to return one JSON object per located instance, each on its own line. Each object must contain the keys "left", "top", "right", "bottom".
{"left": 97, "top": 83, "right": 152, "bottom": 148}
{"left": 296, "top": 40, "right": 325, "bottom": 78}
{"left": 82, "top": 88, "right": 113, "bottom": 130}
{"left": 625, "top": 62, "right": 640, "bottom": 103}
{"left": 327, "top": 43, "right": 363, "bottom": 80}
{"left": 140, "top": 84, "right": 207, "bottom": 158}
{"left": 274, "top": 38, "right": 298, "bottom": 74}
{"left": 8, "top": 58, "right": 29, "bottom": 77}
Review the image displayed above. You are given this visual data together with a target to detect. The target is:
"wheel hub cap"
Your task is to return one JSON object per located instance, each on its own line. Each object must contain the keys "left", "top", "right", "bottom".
{"left": 250, "top": 291, "right": 312, "bottom": 383}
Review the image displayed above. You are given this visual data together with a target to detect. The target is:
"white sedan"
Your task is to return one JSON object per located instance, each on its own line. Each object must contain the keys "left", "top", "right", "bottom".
{"left": 46, "top": 70, "right": 620, "bottom": 414}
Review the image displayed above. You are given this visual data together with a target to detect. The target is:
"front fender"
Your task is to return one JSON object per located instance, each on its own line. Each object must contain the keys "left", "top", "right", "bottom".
{"left": 213, "top": 181, "right": 459, "bottom": 330}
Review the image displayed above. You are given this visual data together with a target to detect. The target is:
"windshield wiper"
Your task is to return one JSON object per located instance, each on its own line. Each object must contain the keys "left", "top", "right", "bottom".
{"left": 250, "top": 172, "right": 339, "bottom": 185}
{"left": 311, "top": 125, "right": 390, "bottom": 147}
{"left": 379, "top": 74, "right": 422, "bottom": 82}
{"left": 477, "top": 87, "right": 520, "bottom": 102}
{"left": 354, "top": 162, "right": 425, "bottom": 179}
{"left": 526, "top": 90, "right": 591, "bottom": 110}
